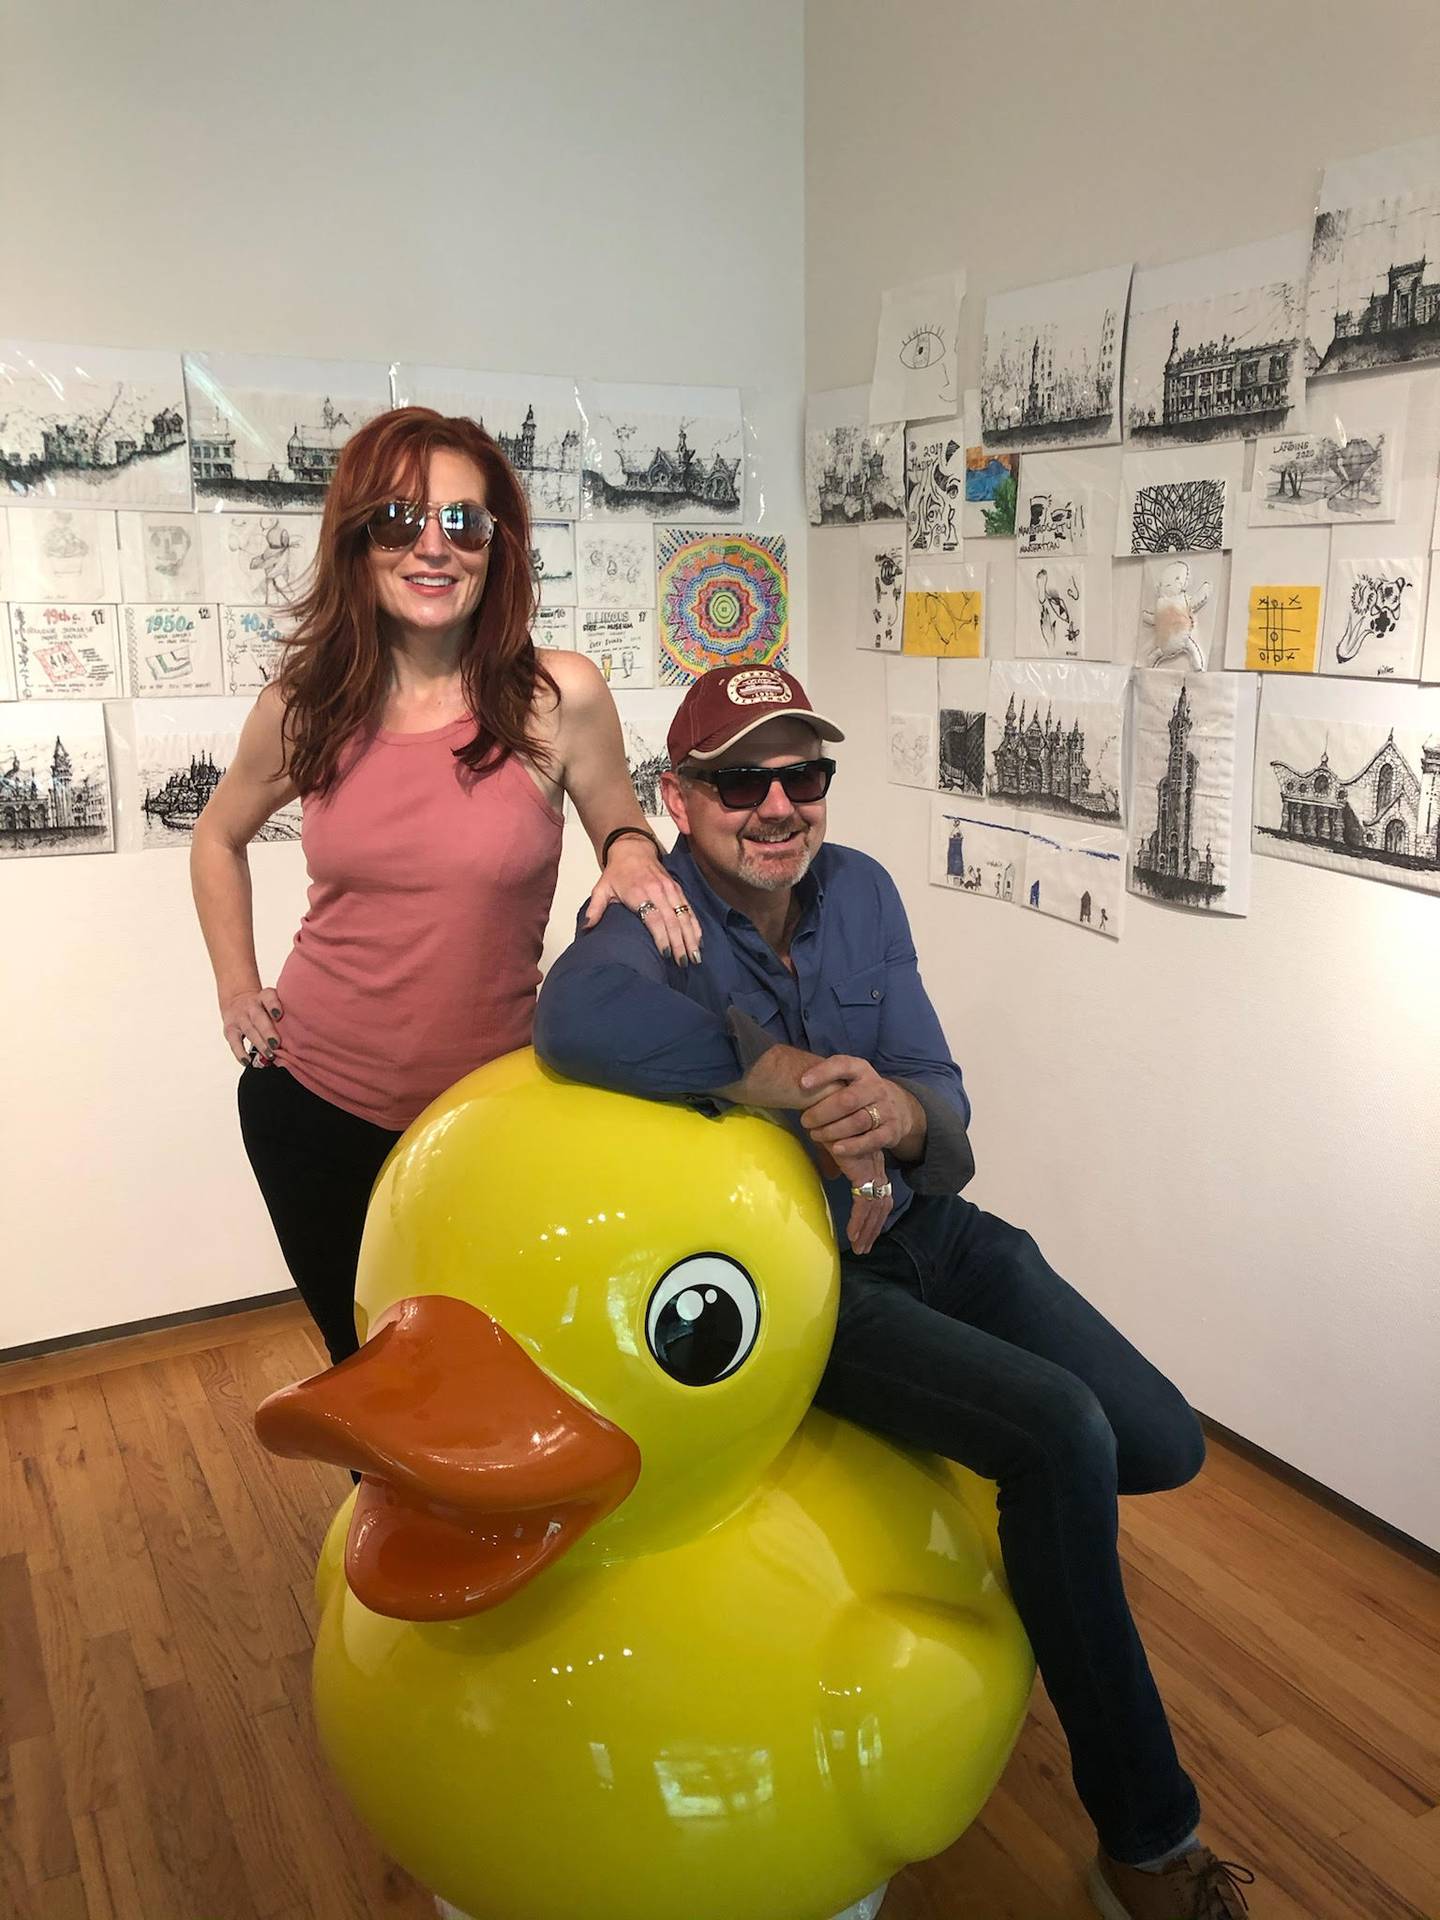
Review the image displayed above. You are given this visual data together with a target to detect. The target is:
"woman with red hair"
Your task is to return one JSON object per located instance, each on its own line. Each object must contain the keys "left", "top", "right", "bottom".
{"left": 191, "top": 407, "right": 696, "bottom": 1364}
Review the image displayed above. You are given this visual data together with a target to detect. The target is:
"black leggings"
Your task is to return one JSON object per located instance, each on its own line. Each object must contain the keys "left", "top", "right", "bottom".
{"left": 237, "top": 1064, "right": 402, "bottom": 1366}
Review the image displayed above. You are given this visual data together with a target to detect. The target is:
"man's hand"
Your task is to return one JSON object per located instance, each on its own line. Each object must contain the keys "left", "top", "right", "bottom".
{"left": 797, "top": 1056, "right": 926, "bottom": 1161}
{"left": 829, "top": 1144, "right": 893, "bottom": 1255}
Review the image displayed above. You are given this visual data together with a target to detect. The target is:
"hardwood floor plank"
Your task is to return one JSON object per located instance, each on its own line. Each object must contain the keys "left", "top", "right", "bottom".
{"left": 0, "top": 1302, "right": 306, "bottom": 1397}
{"left": 0, "top": 1555, "right": 53, "bottom": 1744}
{"left": 72, "top": 1807, "right": 144, "bottom": 1920}
{"left": 8, "top": 1732, "right": 78, "bottom": 1884}
{"left": 86, "top": 1633, "right": 188, "bottom": 1919}
{"left": 142, "top": 1680, "right": 261, "bottom": 1920}
{"left": 30, "top": 1563, "right": 119, "bottom": 1817}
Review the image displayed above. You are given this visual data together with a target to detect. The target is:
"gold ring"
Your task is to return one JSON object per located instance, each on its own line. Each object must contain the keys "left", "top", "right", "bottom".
{"left": 674, "top": 903, "right": 691, "bottom": 916}
{"left": 866, "top": 1104, "right": 882, "bottom": 1128}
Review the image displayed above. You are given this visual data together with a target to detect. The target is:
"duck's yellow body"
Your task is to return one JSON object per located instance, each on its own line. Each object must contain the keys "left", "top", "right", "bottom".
{"left": 262, "top": 1050, "right": 1034, "bottom": 1920}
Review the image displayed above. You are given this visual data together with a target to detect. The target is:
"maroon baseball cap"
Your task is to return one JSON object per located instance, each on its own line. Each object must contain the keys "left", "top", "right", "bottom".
{"left": 667, "top": 666, "right": 846, "bottom": 765}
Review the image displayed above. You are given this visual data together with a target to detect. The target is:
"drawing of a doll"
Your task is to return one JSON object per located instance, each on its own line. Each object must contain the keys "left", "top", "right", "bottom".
{"left": 1140, "top": 560, "right": 1210, "bottom": 669}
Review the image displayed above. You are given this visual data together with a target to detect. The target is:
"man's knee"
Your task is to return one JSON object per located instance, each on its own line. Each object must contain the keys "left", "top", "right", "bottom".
{"left": 1123, "top": 1397, "right": 1206, "bottom": 1494}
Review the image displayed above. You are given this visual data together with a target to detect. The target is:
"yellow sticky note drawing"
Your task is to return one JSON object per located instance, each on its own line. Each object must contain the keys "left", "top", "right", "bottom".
{"left": 1246, "top": 585, "right": 1319, "bottom": 672}
{"left": 904, "top": 589, "right": 983, "bottom": 657}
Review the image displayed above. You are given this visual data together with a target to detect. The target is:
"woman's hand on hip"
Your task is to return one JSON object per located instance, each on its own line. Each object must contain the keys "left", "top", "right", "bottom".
{"left": 583, "top": 840, "right": 702, "bottom": 967}
{"left": 222, "top": 988, "right": 284, "bottom": 1066}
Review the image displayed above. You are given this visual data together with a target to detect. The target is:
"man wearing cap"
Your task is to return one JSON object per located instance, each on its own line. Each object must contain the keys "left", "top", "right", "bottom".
{"left": 535, "top": 665, "right": 1252, "bottom": 1920}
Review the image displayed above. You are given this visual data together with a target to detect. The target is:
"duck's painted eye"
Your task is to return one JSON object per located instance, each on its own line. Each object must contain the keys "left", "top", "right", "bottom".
{"left": 645, "top": 1254, "right": 760, "bottom": 1386}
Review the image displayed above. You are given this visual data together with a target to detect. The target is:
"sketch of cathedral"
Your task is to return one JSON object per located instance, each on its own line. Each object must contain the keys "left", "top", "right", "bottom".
{"left": 488, "top": 403, "right": 580, "bottom": 484}
{"left": 1264, "top": 732, "right": 1440, "bottom": 869}
{"left": 1131, "top": 682, "right": 1223, "bottom": 907}
{"left": 1322, "top": 256, "right": 1440, "bottom": 373}
{"left": 144, "top": 750, "right": 222, "bottom": 833}
{"left": 585, "top": 422, "right": 741, "bottom": 517}
{"left": 814, "top": 429, "right": 904, "bottom": 524}
{"left": 0, "top": 736, "right": 108, "bottom": 842}
{"left": 0, "top": 399, "right": 185, "bottom": 492}
{"left": 983, "top": 307, "right": 1118, "bottom": 445}
{"left": 1156, "top": 321, "right": 1294, "bottom": 435}
{"left": 990, "top": 693, "right": 1119, "bottom": 822}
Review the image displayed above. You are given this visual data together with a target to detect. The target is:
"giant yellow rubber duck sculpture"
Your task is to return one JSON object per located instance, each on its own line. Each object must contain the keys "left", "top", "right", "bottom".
{"left": 256, "top": 1048, "right": 1034, "bottom": 1920}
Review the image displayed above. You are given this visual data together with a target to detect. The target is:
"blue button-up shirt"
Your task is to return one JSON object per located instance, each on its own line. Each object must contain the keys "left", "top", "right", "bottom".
{"left": 535, "top": 836, "right": 972, "bottom": 1250}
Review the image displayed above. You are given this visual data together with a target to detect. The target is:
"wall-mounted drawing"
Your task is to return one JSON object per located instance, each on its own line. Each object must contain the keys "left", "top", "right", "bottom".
{"left": 928, "top": 795, "right": 1029, "bottom": 902}
{"left": 905, "top": 417, "right": 965, "bottom": 553}
{"left": 1022, "top": 821, "right": 1126, "bottom": 937}
{"left": 1323, "top": 544, "right": 1426, "bottom": 679}
{"left": 960, "top": 389, "right": 1018, "bottom": 538}
{"left": 806, "top": 387, "right": 905, "bottom": 526}
{"left": 10, "top": 603, "right": 122, "bottom": 699}
{"left": 122, "top": 604, "right": 224, "bottom": 697}
{"left": 201, "top": 513, "right": 319, "bottom": 610}
{"left": 131, "top": 698, "right": 301, "bottom": 851}
{"left": 221, "top": 606, "right": 295, "bottom": 694}
{"left": 4, "top": 505, "right": 118, "bottom": 603}
{"left": 392, "top": 365, "right": 583, "bottom": 518}
{"left": 936, "top": 659, "right": 991, "bottom": 797}
{"left": 576, "top": 522, "right": 656, "bottom": 611}
{"left": 183, "top": 353, "right": 390, "bottom": 511}
{"left": 0, "top": 701, "right": 113, "bottom": 858}
{"left": 578, "top": 382, "right": 742, "bottom": 523}
{"left": 655, "top": 530, "right": 788, "bottom": 686}
{"left": 1253, "top": 672, "right": 1440, "bottom": 895}
{"left": 1015, "top": 557, "right": 1085, "bottom": 659}
{"left": 980, "top": 263, "right": 1132, "bottom": 453}
{"left": 614, "top": 689, "right": 684, "bottom": 822}
{"left": 902, "top": 559, "right": 985, "bottom": 658}
{"left": 1128, "top": 669, "right": 1256, "bottom": 916}
{"left": 885, "top": 654, "right": 938, "bottom": 788}
{"left": 1223, "top": 523, "right": 1330, "bottom": 673}
{"left": 1118, "top": 445, "right": 1242, "bottom": 556}
{"left": 117, "top": 511, "right": 206, "bottom": 603}
{"left": 1123, "top": 235, "right": 1307, "bottom": 447}
{"left": 986, "top": 659, "right": 1128, "bottom": 824}
{"left": 531, "top": 605, "right": 576, "bottom": 649}
{"left": 870, "top": 270, "right": 966, "bottom": 424}
{"left": 0, "top": 340, "right": 191, "bottom": 509}
{"left": 858, "top": 536, "right": 906, "bottom": 651}
{"left": 1305, "top": 139, "right": 1440, "bottom": 376}
{"left": 578, "top": 608, "right": 655, "bottom": 688}
{"left": 1138, "top": 556, "right": 1220, "bottom": 669}
{"left": 530, "top": 521, "right": 577, "bottom": 606}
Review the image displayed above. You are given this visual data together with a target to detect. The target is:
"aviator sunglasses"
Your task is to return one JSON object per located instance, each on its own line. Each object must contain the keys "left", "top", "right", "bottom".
{"left": 365, "top": 498, "right": 497, "bottom": 553}
{"left": 684, "top": 757, "right": 836, "bottom": 811}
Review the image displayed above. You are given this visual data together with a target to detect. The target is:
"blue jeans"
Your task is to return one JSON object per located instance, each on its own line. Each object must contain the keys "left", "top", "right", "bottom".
{"left": 814, "top": 1193, "right": 1205, "bottom": 1866}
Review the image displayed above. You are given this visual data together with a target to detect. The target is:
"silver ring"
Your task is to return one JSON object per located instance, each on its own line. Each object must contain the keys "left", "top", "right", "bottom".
{"left": 242, "top": 1036, "right": 257, "bottom": 1061}
{"left": 850, "top": 1180, "right": 893, "bottom": 1200}
{"left": 637, "top": 901, "right": 656, "bottom": 919}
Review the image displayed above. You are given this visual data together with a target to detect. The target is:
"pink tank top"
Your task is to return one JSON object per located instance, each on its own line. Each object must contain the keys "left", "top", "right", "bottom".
{"left": 275, "top": 716, "right": 563, "bottom": 1130}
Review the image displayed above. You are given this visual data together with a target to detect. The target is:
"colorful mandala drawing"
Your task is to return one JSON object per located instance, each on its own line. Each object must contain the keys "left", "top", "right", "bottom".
{"left": 655, "top": 530, "right": 788, "bottom": 687}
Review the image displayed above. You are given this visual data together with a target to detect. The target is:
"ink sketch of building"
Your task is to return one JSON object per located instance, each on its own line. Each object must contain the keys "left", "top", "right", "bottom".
{"left": 585, "top": 423, "right": 741, "bottom": 517}
{"left": 1264, "top": 732, "right": 1440, "bottom": 869}
{"left": 490, "top": 404, "right": 580, "bottom": 486}
{"left": 1138, "top": 322, "right": 1294, "bottom": 441}
{"left": 1131, "top": 682, "right": 1223, "bottom": 907}
{"left": 991, "top": 693, "right": 1119, "bottom": 822}
{"left": 0, "top": 737, "right": 109, "bottom": 850}
{"left": 0, "top": 402, "right": 186, "bottom": 492}
{"left": 1322, "top": 257, "right": 1440, "bottom": 373}
{"left": 144, "top": 750, "right": 222, "bottom": 834}
{"left": 815, "top": 431, "right": 904, "bottom": 524}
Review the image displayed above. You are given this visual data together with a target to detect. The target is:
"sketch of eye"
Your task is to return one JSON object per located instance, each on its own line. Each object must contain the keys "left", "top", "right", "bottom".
{"left": 900, "top": 326, "right": 946, "bottom": 371}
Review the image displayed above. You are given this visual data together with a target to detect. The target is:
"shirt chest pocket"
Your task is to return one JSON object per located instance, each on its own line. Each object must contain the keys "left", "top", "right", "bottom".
{"left": 830, "top": 961, "right": 887, "bottom": 1058}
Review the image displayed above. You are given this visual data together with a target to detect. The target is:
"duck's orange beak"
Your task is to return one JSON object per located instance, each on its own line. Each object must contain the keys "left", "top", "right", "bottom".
{"left": 254, "top": 1295, "right": 641, "bottom": 1622}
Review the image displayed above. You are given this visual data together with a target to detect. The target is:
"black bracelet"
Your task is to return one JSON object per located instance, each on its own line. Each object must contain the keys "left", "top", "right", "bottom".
{"left": 601, "top": 825, "right": 663, "bottom": 866}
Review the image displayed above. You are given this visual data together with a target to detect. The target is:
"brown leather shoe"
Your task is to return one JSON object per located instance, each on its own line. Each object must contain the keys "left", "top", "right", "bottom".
{"left": 1087, "top": 1843, "right": 1256, "bottom": 1918}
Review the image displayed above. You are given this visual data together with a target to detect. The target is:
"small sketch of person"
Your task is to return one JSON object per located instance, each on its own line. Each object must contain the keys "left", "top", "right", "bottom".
{"left": 1079, "top": 890, "right": 1092, "bottom": 925}
{"left": 1141, "top": 559, "right": 1211, "bottom": 670}
{"left": 1099, "top": 906, "right": 1109, "bottom": 932}
{"left": 1029, "top": 878, "right": 1041, "bottom": 908}
{"left": 1336, "top": 572, "right": 1410, "bottom": 663}
{"left": 1036, "top": 567, "right": 1080, "bottom": 654}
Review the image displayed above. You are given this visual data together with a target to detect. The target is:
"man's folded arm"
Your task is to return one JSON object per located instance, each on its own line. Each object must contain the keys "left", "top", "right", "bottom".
{"left": 535, "top": 905, "right": 745, "bottom": 1100}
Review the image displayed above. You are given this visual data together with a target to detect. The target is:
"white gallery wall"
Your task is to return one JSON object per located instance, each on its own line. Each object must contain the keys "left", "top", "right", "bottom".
{"left": 805, "top": 0, "right": 1440, "bottom": 1546}
{"left": 0, "top": 0, "right": 805, "bottom": 1349}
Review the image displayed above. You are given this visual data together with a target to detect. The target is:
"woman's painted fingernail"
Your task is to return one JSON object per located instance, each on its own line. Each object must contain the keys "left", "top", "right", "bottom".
{"left": 266, "top": 1038, "right": 278, "bottom": 1051}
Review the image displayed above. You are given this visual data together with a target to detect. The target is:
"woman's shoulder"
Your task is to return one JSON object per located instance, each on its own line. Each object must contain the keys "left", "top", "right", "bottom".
{"left": 533, "top": 646, "right": 609, "bottom": 712}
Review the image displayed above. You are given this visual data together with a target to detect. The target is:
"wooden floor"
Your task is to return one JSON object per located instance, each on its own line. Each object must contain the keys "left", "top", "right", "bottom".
{"left": 1, "top": 1303, "right": 1437, "bottom": 1920}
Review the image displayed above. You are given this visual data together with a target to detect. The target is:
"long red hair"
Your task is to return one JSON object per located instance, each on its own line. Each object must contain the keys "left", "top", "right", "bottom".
{"left": 276, "top": 407, "right": 556, "bottom": 795}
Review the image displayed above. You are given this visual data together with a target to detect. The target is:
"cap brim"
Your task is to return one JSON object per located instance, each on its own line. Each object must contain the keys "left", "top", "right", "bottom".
{"left": 685, "top": 710, "right": 847, "bottom": 762}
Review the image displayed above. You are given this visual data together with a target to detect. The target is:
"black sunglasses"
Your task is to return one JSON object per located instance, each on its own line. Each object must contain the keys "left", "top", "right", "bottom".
{"left": 366, "top": 499, "right": 497, "bottom": 553}
{"left": 684, "top": 757, "right": 836, "bottom": 811}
